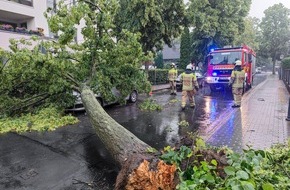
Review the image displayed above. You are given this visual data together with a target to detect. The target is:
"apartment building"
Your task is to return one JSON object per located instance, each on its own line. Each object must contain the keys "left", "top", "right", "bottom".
{"left": 0, "top": 0, "right": 83, "bottom": 50}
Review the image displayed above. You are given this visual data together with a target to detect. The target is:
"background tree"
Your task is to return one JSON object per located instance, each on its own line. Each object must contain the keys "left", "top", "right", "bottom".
{"left": 234, "top": 17, "right": 260, "bottom": 51}
{"left": 179, "top": 27, "right": 191, "bottom": 70}
{"left": 115, "top": 0, "right": 187, "bottom": 54}
{"left": 259, "top": 3, "right": 290, "bottom": 74}
{"left": 154, "top": 51, "right": 164, "bottom": 68}
{"left": 187, "top": 0, "right": 251, "bottom": 62}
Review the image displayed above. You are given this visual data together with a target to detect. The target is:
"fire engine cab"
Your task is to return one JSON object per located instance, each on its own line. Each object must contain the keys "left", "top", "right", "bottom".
{"left": 205, "top": 45, "right": 256, "bottom": 91}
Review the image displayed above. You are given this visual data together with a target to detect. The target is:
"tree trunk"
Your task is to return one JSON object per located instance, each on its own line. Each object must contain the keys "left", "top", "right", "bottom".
{"left": 80, "top": 85, "right": 178, "bottom": 190}
{"left": 272, "top": 58, "right": 276, "bottom": 75}
{"left": 80, "top": 85, "right": 151, "bottom": 166}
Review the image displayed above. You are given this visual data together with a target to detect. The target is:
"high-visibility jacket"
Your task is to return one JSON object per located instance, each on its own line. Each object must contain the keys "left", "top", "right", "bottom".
{"left": 168, "top": 68, "right": 178, "bottom": 81}
{"left": 230, "top": 70, "right": 246, "bottom": 88}
{"left": 181, "top": 72, "right": 198, "bottom": 91}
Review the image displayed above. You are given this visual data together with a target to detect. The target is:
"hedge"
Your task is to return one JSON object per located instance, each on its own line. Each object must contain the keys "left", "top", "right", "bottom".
{"left": 147, "top": 69, "right": 184, "bottom": 85}
{"left": 281, "top": 57, "right": 290, "bottom": 69}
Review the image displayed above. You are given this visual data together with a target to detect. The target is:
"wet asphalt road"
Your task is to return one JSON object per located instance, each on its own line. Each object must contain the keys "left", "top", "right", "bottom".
{"left": 0, "top": 73, "right": 267, "bottom": 190}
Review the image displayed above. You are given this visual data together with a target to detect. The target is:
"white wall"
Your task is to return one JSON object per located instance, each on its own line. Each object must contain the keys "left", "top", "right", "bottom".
{"left": 0, "top": 0, "right": 49, "bottom": 35}
{"left": 0, "top": 30, "right": 42, "bottom": 50}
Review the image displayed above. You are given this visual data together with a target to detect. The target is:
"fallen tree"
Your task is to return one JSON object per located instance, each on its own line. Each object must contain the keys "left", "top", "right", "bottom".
{"left": 0, "top": 0, "right": 185, "bottom": 189}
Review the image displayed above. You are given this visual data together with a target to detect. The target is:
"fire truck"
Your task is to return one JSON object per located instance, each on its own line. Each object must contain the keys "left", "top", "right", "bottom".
{"left": 205, "top": 45, "right": 256, "bottom": 91}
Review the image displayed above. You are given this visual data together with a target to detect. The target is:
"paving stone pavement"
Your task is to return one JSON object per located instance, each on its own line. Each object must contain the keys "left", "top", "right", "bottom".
{"left": 204, "top": 74, "right": 290, "bottom": 152}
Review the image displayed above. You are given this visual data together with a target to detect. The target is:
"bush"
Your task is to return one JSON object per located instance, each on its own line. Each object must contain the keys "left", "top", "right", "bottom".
{"left": 281, "top": 57, "right": 290, "bottom": 69}
{"left": 147, "top": 69, "right": 184, "bottom": 85}
{"left": 160, "top": 136, "right": 290, "bottom": 190}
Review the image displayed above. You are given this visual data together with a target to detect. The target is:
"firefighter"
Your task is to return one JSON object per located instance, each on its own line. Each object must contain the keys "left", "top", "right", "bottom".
{"left": 168, "top": 63, "right": 178, "bottom": 95}
{"left": 180, "top": 64, "right": 199, "bottom": 110}
{"left": 229, "top": 60, "right": 245, "bottom": 108}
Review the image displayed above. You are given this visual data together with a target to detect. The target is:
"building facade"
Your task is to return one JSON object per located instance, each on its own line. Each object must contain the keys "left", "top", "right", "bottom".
{"left": 0, "top": 0, "right": 83, "bottom": 50}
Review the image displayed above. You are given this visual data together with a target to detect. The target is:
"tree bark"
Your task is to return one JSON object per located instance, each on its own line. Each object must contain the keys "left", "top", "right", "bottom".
{"left": 80, "top": 85, "right": 151, "bottom": 166}
{"left": 272, "top": 57, "right": 276, "bottom": 75}
{"left": 81, "top": 86, "right": 178, "bottom": 190}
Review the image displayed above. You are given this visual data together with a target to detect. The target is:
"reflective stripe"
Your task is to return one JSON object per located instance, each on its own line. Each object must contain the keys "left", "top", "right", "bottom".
{"left": 181, "top": 73, "right": 197, "bottom": 91}
{"left": 168, "top": 69, "right": 177, "bottom": 81}
{"left": 231, "top": 70, "right": 245, "bottom": 88}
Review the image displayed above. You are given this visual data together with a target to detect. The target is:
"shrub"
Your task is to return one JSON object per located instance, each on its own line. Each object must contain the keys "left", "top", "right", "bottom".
{"left": 160, "top": 136, "right": 290, "bottom": 190}
{"left": 281, "top": 57, "right": 290, "bottom": 69}
{"left": 147, "top": 69, "right": 184, "bottom": 85}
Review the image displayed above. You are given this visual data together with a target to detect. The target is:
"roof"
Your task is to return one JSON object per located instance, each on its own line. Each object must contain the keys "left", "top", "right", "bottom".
{"left": 162, "top": 43, "right": 180, "bottom": 60}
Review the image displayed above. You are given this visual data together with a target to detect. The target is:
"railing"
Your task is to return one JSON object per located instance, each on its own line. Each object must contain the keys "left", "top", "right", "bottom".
{"left": 6, "top": 0, "right": 33, "bottom": 6}
{"left": 280, "top": 68, "right": 290, "bottom": 93}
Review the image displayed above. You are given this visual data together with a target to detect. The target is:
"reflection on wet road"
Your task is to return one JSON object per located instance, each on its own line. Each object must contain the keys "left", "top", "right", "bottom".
{"left": 105, "top": 73, "right": 267, "bottom": 152}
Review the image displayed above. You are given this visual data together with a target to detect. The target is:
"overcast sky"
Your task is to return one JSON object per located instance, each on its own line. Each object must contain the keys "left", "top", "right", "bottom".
{"left": 183, "top": 0, "right": 290, "bottom": 20}
{"left": 249, "top": 0, "right": 290, "bottom": 19}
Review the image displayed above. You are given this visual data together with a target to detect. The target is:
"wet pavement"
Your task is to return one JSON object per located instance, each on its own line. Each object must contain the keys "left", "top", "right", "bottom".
{"left": 0, "top": 116, "right": 117, "bottom": 190}
{"left": 1, "top": 73, "right": 290, "bottom": 190}
{"left": 202, "top": 73, "right": 290, "bottom": 152}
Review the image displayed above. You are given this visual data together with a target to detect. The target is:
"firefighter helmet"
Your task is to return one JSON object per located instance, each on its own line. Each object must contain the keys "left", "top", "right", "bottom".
{"left": 235, "top": 60, "right": 242, "bottom": 66}
{"left": 171, "top": 63, "right": 176, "bottom": 67}
{"left": 186, "top": 64, "right": 192, "bottom": 70}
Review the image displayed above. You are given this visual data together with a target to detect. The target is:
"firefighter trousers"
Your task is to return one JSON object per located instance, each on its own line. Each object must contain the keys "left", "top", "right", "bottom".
{"left": 169, "top": 81, "right": 176, "bottom": 94}
{"left": 232, "top": 87, "right": 243, "bottom": 106}
{"left": 181, "top": 90, "right": 195, "bottom": 108}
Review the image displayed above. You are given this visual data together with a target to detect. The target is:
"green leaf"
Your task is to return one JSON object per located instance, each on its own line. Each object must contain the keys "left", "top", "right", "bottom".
{"left": 262, "top": 183, "right": 275, "bottom": 190}
{"left": 241, "top": 181, "right": 255, "bottom": 190}
{"left": 236, "top": 170, "right": 249, "bottom": 180}
{"left": 224, "top": 166, "right": 236, "bottom": 176}
{"left": 204, "top": 174, "right": 215, "bottom": 183}
{"left": 211, "top": 159, "right": 218, "bottom": 166}
{"left": 196, "top": 137, "right": 206, "bottom": 149}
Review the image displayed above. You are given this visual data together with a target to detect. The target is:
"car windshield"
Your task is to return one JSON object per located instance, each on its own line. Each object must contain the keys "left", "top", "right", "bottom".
{"left": 209, "top": 51, "right": 242, "bottom": 65}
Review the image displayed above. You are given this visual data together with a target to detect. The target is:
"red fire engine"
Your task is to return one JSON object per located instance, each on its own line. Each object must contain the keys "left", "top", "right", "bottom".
{"left": 205, "top": 45, "right": 256, "bottom": 91}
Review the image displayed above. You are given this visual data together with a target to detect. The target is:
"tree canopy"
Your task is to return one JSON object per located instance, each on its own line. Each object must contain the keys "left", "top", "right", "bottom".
{"left": 114, "top": 0, "right": 187, "bottom": 54}
{"left": 234, "top": 16, "right": 260, "bottom": 52}
{"left": 186, "top": 0, "right": 252, "bottom": 61}
{"left": 179, "top": 27, "right": 192, "bottom": 69}
{"left": 0, "top": 0, "right": 151, "bottom": 117}
{"left": 259, "top": 3, "right": 290, "bottom": 74}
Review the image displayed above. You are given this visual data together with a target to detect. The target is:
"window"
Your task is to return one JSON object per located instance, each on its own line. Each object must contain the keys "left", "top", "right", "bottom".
{"left": 7, "top": 0, "right": 33, "bottom": 7}
{"left": 209, "top": 51, "right": 242, "bottom": 65}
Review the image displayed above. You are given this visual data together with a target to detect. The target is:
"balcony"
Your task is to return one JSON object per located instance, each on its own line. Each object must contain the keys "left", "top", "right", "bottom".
{"left": 0, "top": 29, "right": 55, "bottom": 51}
{"left": 6, "top": 0, "right": 33, "bottom": 7}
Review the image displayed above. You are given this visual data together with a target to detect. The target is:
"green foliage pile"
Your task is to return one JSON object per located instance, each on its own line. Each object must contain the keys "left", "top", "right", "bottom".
{"left": 160, "top": 137, "right": 290, "bottom": 189}
{"left": 0, "top": 107, "right": 78, "bottom": 134}
{"left": 139, "top": 98, "right": 162, "bottom": 111}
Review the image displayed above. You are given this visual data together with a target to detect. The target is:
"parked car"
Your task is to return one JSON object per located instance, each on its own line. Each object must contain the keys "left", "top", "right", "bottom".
{"left": 176, "top": 71, "right": 205, "bottom": 90}
{"left": 66, "top": 88, "right": 138, "bottom": 112}
{"left": 256, "top": 67, "right": 262, "bottom": 74}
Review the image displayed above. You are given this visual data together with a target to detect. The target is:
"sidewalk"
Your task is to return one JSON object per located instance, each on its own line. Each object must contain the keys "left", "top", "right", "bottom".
{"left": 151, "top": 83, "right": 170, "bottom": 92}
{"left": 203, "top": 74, "right": 290, "bottom": 152}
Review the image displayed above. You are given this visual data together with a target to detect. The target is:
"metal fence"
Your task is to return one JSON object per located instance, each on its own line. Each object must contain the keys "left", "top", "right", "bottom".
{"left": 280, "top": 68, "right": 290, "bottom": 93}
